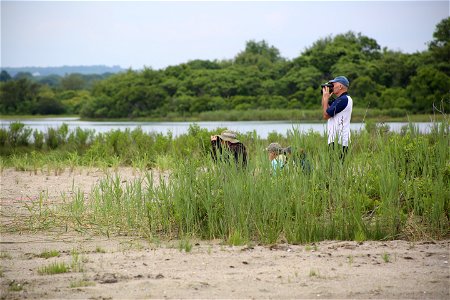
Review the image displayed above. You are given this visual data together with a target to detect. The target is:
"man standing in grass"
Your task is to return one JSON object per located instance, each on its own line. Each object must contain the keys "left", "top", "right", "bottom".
{"left": 321, "top": 76, "right": 353, "bottom": 159}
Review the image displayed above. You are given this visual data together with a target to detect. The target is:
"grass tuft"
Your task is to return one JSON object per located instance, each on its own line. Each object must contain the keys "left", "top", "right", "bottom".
{"left": 382, "top": 252, "right": 390, "bottom": 263}
{"left": 0, "top": 252, "right": 12, "bottom": 259}
{"left": 38, "top": 262, "right": 69, "bottom": 275}
{"left": 309, "top": 269, "right": 319, "bottom": 277}
{"left": 69, "top": 279, "right": 95, "bottom": 288}
{"left": 8, "top": 281, "right": 23, "bottom": 292}
{"left": 70, "top": 249, "right": 84, "bottom": 272}
{"left": 178, "top": 239, "right": 193, "bottom": 253}
{"left": 39, "top": 250, "right": 59, "bottom": 259}
{"left": 95, "top": 246, "right": 106, "bottom": 253}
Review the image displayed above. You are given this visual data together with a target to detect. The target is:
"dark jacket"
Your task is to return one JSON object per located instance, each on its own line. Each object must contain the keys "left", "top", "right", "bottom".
{"left": 211, "top": 138, "right": 247, "bottom": 168}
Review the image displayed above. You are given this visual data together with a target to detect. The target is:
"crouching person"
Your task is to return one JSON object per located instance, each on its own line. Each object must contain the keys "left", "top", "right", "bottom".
{"left": 266, "top": 143, "right": 312, "bottom": 175}
{"left": 266, "top": 142, "right": 290, "bottom": 175}
{"left": 211, "top": 130, "right": 247, "bottom": 168}
{"left": 292, "top": 148, "right": 312, "bottom": 175}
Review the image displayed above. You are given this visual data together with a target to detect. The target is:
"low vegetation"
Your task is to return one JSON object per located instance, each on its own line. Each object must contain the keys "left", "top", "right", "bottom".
{"left": 38, "top": 250, "right": 60, "bottom": 259}
{"left": 95, "top": 246, "right": 106, "bottom": 253}
{"left": 8, "top": 281, "right": 23, "bottom": 292}
{"left": 1, "top": 117, "right": 448, "bottom": 244}
{"left": 37, "top": 262, "right": 69, "bottom": 275}
{"left": 0, "top": 252, "right": 12, "bottom": 260}
{"left": 69, "top": 279, "right": 95, "bottom": 288}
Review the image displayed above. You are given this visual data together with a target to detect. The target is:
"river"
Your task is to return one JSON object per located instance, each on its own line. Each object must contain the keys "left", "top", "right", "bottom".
{"left": 0, "top": 117, "right": 438, "bottom": 139}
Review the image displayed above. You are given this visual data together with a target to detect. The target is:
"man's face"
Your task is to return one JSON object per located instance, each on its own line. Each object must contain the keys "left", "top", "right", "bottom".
{"left": 332, "top": 82, "right": 343, "bottom": 94}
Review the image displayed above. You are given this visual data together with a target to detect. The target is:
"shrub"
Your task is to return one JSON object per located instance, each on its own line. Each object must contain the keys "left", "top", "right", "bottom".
{"left": 8, "top": 122, "right": 32, "bottom": 147}
{"left": 45, "top": 127, "right": 58, "bottom": 149}
{"left": 33, "top": 130, "right": 44, "bottom": 150}
{"left": 0, "top": 128, "right": 7, "bottom": 147}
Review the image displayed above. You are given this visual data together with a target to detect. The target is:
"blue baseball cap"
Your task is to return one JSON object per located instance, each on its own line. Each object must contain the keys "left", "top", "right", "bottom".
{"left": 329, "top": 76, "right": 349, "bottom": 87}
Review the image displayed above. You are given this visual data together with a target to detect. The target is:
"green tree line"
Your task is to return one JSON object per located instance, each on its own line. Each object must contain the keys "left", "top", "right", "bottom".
{"left": 1, "top": 17, "right": 449, "bottom": 119}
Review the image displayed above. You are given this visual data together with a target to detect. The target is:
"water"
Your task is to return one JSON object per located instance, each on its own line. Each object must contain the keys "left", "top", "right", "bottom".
{"left": 0, "top": 117, "right": 437, "bottom": 139}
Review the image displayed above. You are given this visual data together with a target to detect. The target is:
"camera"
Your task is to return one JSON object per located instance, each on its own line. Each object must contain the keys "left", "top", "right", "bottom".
{"left": 320, "top": 83, "right": 334, "bottom": 94}
{"left": 283, "top": 146, "right": 292, "bottom": 155}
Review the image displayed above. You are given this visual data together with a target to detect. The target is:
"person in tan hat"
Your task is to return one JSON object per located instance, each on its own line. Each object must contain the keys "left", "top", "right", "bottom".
{"left": 210, "top": 130, "right": 247, "bottom": 168}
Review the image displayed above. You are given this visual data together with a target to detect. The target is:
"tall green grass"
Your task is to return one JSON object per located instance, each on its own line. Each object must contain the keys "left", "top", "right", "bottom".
{"left": 1, "top": 123, "right": 215, "bottom": 171}
{"left": 12, "top": 119, "right": 448, "bottom": 244}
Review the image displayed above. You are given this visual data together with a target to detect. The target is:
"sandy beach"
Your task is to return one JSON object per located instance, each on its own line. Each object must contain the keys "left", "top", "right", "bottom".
{"left": 1, "top": 168, "right": 449, "bottom": 299}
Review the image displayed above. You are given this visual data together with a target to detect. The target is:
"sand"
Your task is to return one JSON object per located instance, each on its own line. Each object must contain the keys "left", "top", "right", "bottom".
{"left": 1, "top": 167, "right": 449, "bottom": 299}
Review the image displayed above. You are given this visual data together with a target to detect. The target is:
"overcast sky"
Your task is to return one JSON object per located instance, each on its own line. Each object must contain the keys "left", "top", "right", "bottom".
{"left": 2, "top": 1, "right": 449, "bottom": 70}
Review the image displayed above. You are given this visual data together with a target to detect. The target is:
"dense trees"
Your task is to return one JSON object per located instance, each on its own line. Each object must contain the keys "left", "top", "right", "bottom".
{"left": 1, "top": 17, "right": 449, "bottom": 118}
{"left": 0, "top": 78, "right": 40, "bottom": 114}
{"left": 0, "top": 71, "right": 12, "bottom": 82}
{"left": 0, "top": 72, "right": 112, "bottom": 115}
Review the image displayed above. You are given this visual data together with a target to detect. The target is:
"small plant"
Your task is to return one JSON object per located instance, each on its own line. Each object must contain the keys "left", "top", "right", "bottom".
{"left": 39, "top": 250, "right": 59, "bottom": 259}
{"left": 119, "top": 241, "right": 144, "bottom": 252}
{"left": 38, "top": 262, "right": 69, "bottom": 275}
{"left": 147, "top": 236, "right": 162, "bottom": 248}
{"left": 70, "top": 279, "right": 95, "bottom": 288}
{"left": 227, "top": 230, "right": 246, "bottom": 246}
{"left": 347, "top": 255, "right": 354, "bottom": 265}
{"left": 154, "top": 154, "right": 174, "bottom": 170}
{"left": 382, "top": 252, "right": 390, "bottom": 263}
{"left": 95, "top": 246, "right": 106, "bottom": 253}
{"left": 71, "top": 249, "right": 84, "bottom": 272}
{"left": 305, "top": 245, "right": 312, "bottom": 251}
{"left": 0, "top": 251, "right": 12, "bottom": 259}
{"left": 354, "top": 229, "right": 367, "bottom": 242}
{"left": 8, "top": 281, "right": 23, "bottom": 292}
{"left": 309, "top": 269, "right": 319, "bottom": 277}
{"left": 178, "top": 239, "right": 193, "bottom": 253}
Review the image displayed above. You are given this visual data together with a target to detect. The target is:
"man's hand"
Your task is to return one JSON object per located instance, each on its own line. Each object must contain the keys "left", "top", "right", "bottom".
{"left": 321, "top": 87, "right": 332, "bottom": 120}
{"left": 322, "top": 86, "right": 332, "bottom": 99}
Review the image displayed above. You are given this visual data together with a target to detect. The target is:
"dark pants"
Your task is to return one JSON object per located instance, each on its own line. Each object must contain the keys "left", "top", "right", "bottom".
{"left": 328, "top": 143, "right": 348, "bottom": 161}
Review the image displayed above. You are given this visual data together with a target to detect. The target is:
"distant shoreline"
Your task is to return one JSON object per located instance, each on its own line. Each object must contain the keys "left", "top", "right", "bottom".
{"left": 0, "top": 111, "right": 445, "bottom": 123}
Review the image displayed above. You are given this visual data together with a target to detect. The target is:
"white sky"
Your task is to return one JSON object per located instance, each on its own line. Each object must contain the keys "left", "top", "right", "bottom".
{"left": 1, "top": 1, "right": 449, "bottom": 70}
